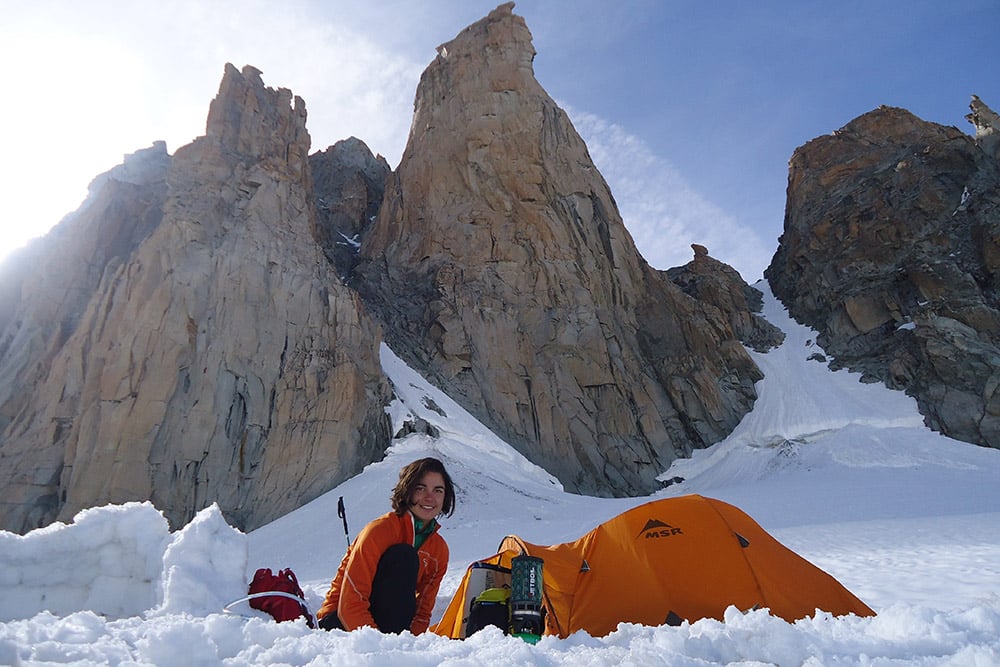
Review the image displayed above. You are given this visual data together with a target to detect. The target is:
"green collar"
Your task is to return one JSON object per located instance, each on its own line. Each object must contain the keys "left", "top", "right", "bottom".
{"left": 412, "top": 515, "right": 437, "bottom": 548}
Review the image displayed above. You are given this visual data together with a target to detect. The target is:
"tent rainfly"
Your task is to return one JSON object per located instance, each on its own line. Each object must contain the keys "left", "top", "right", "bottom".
{"left": 432, "top": 494, "right": 875, "bottom": 639}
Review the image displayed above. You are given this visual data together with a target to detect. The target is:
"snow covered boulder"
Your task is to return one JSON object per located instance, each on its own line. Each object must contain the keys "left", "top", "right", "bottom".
{"left": 0, "top": 502, "right": 169, "bottom": 621}
{"left": 0, "top": 501, "right": 250, "bottom": 622}
{"left": 153, "top": 503, "right": 248, "bottom": 617}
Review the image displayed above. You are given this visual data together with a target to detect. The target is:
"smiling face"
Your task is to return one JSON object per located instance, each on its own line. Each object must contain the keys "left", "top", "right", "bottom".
{"left": 408, "top": 471, "right": 446, "bottom": 522}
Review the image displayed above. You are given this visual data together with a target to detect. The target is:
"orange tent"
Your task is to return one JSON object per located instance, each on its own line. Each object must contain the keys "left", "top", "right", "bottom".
{"left": 432, "top": 494, "right": 874, "bottom": 638}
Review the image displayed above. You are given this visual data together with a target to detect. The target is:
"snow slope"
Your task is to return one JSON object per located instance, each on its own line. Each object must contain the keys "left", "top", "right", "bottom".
{"left": 1, "top": 283, "right": 999, "bottom": 666}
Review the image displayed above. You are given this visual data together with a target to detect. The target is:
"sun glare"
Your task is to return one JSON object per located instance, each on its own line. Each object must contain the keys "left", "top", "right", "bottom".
{"left": 0, "top": 31, "right": 151, "bottom": 262}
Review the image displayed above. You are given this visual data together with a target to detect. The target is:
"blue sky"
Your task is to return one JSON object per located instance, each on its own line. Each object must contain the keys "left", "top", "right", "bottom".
{"left": 1, "top": 0, "right": 997, "bottom": 280}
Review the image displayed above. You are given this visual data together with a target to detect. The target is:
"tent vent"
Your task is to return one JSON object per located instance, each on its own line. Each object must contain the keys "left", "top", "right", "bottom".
{"left": 664, "top": 611, "right": 684, "bottom": 627}
{"left": 580, "top": 559, "right": 590, "bottom": 572}
{"left": 735, "top": 532, "right": 750, "bottom": 548}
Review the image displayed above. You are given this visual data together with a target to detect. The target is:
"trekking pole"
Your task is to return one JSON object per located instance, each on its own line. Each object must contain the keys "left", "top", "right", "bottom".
{"left": 337, "top": 496, "right": 351, "bottom": 552}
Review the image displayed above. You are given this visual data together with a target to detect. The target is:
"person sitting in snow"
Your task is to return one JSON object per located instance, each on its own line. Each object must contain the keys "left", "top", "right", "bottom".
{"left": 316, "top": 457, "right": 455, "bottom": 634}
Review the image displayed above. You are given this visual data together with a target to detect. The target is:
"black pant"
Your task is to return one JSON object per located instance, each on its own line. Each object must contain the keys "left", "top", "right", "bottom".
{"left": 319, "top": 543, "right": 419, "bottom": 633}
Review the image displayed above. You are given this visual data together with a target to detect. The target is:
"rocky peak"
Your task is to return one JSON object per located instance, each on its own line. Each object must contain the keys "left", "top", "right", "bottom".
{"left": 0, "top": 64, "right": 391, "bottom": 533}
{"left": 416, "top": 2, "right": 536, "bottom": 124}
{"left": 310, "top": 137, "right": 390, "bottom": 280}
{"left": 355, "top": 4, "right": 762, "bottom": 496}
{"left": 87, "top": 141, "right": 171, "bottom": 191}
{"left": 766, "top": 97, "right": 1000, "bottom": 451}
{"left": 667, "top": 245, "right": 784, "bottom": 353}
{"left": 967, "top": 95, "right": 1000, "bottom": 158}
{"left": 204, "top": 64, "right": 309, "bottom": 170}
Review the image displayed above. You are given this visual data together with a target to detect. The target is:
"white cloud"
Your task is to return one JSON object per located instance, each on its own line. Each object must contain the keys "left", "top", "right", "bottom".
{"left": 0, "top": 31, "right": 154, "bottom": 260}
{"left": 565, "top": 106, "right": 772, "bottom": 281}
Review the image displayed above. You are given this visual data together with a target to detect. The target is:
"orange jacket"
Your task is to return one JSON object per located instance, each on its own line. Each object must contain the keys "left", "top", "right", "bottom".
{"left": 316, "top": 511, "right": 449, "bottom": 634}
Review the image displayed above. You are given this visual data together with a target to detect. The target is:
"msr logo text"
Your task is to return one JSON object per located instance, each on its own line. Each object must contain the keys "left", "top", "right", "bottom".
{"left": 644, "top": 527, "right": 683, "bottom": 538}
{"left": 636, "top": 518, "right": 683, "bottom": 539}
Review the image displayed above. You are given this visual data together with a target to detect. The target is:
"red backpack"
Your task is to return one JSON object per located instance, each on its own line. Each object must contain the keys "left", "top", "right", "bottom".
{"left": 247, "top": 567, "right": 315, "bottom": 627}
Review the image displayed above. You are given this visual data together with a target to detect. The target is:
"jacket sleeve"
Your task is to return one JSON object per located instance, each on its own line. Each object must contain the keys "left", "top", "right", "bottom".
{"left": 411, "top": 537, "right": 449, "bottom": 634}
{"left": 337, "top": 517, "right": 394, "bottom": 630}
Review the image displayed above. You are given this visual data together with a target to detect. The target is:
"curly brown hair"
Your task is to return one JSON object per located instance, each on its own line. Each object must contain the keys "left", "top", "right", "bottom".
{"left": 390, "top": 457, "right": 456, "bottom": 518}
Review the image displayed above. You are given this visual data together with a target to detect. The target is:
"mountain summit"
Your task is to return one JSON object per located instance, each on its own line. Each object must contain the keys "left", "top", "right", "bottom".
{"left": 0, "top": 64, "right": 391, "bottom": 532}
{"left": 767, "top": 98, "right": 1000, "bottom": 449}
{"left": 353, "top": 3, "right": 767, "bottom": 496}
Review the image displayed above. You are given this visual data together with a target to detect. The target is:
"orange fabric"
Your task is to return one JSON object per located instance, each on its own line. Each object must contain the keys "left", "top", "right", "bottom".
{"left": 432, "top": 495, "right": 874, "bottom": 639}
{"left": 317, "top": 511, "right": 449, "bottom": 634}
